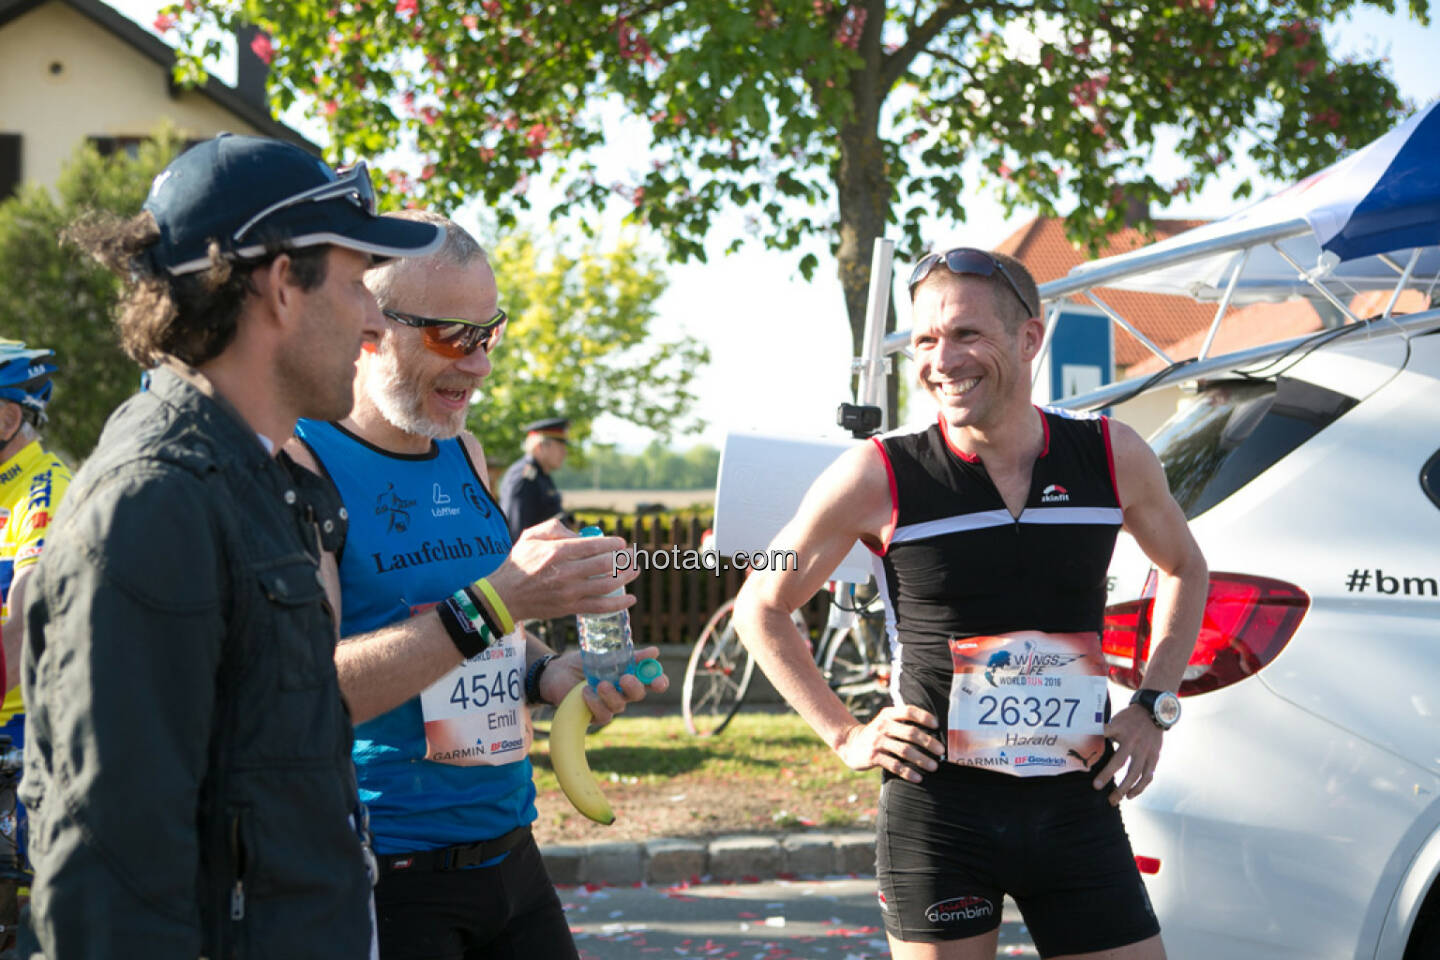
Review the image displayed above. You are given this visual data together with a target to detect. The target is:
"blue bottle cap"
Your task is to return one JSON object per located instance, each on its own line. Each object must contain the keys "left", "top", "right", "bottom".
{"left": 580, "top": 525, "right": 603, "bottom": 538}
{"left": 635, "top": 658, "right": 664, "bottom": 685}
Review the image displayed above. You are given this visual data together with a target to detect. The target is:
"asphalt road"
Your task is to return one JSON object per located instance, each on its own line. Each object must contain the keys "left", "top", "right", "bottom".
{"left": 563, "top": 876, "right": 1040, "bottom": 959}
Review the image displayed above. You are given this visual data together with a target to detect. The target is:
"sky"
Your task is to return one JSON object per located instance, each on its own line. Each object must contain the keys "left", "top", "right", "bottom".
{"left": 112, "top": 1, "right": 1440, "bottom": 451}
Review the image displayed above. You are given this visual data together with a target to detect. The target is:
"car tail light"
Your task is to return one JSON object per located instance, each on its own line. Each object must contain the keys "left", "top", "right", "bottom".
{"left": 1102, "top": 572, "right": 1309, "bottom": 695}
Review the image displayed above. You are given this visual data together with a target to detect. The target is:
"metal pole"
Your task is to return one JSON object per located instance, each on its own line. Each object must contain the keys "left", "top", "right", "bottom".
{"left": 1271, "top": 246, "right": 1361, "bottom": 325}
{"left": 1199, "top": 247, "right": 1251, "bottom": 361}
{"left": 1042, "top": 219, "right": 1313, "bottom": 299}
{"left": 858, "top": 238, "right": 896, "bottom": 425}
{"left": 1056, "top": 307, "right": 1440, "bottom": 411}
{"left": 1381, "top": 248, "right": 1422, "bottom": 320}
{"left": 1031, "top": 301, "right": 1062, "bottom": 391}
{"left": 1086, "top": 292, "right": 1175, "bottom": 366}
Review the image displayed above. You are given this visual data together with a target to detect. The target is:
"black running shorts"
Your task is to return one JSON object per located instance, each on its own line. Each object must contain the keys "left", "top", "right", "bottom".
{"left": 374, "top": 833, "right": 577, "bottom": 960}
{"left": 875, "top": 763, "right": 1160, "bottom": 955}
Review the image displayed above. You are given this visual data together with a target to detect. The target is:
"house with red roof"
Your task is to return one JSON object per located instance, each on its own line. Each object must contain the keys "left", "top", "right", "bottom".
{"left": 996, "top": 211, "right": 1327, "bottom": 436}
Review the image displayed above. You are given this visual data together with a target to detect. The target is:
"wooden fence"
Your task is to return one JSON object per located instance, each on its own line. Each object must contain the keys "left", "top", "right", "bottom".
{"left": 575, "top": 513, "right": 829, "bottom": 647}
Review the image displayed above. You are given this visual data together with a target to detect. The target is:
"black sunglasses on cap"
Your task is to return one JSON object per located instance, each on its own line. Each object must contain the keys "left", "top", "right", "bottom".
{"left": 232, "top": 161, "right": 378, "bottom": 243}
{"left": 383, "top": 308, "right": 508, "bottom": 358}
{"left": 907, "top": 248, "right": 1037, "bottom": 318}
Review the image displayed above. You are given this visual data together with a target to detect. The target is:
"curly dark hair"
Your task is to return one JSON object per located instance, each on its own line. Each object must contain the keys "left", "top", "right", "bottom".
{"left": 66, "top": 211, "right": 329, "bottom": 368}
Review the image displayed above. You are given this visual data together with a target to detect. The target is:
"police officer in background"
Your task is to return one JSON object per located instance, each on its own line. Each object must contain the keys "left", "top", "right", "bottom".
{"left": 499, "top": 418, "right": 569, "bottom": 542}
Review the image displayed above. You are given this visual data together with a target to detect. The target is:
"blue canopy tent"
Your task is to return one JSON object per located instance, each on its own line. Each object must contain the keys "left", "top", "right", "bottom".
{"left": 1060, "top": 101, "right": 1440, "bottom": 306}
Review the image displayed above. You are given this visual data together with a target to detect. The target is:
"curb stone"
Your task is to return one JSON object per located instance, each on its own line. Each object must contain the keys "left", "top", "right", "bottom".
{"left": 541, "top": 844, "right": 586, "bottom": 885}
{"left": 644, "top": 838, "right": 707, "bottom": 886}
{"left": 834, "top": 831, "right": 879, "bottom": 875}
{"left": 708, "top": 835, "right": 782, "bottom": 881}
{"left": 781, "top": 833, "right": 842, "bottom": 877}
{"left": 583, "top": 841, "right": 645, "bottom": 885}
{"left": 542, "top": 830, "right": 876, "bottom": 887}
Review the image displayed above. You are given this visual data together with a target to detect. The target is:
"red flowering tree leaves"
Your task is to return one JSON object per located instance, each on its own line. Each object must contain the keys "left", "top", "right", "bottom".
{"left": 163, "top": 0, "right": 1426, "bottom": 362}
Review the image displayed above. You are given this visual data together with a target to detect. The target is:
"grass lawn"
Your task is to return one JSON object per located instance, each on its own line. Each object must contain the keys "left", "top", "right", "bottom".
{"left": 530, "top": 711, "right": 884, "bottom": 844}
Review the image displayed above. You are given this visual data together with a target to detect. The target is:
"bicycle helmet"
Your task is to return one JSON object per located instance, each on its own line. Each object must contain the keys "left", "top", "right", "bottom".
{"left": 0, "top": 339, "right": 57, "bottom": 426}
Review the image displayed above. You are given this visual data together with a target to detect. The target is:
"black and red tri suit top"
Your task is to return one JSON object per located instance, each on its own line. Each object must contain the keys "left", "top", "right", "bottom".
{"left": 869, "top": 407, "right": 1125, "bottom": 732}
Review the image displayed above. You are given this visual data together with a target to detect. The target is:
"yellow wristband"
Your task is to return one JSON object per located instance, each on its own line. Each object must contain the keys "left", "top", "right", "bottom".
{"left": 472, "top": 577, "right": 515, "bottom": 636}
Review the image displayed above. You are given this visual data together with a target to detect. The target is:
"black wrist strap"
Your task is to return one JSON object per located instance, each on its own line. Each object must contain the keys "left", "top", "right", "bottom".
{"left": 525, "top": 653, "right": 559, "bottom": 706}
{"left": 437, "top": 595, "right": 490, "bottom": 660}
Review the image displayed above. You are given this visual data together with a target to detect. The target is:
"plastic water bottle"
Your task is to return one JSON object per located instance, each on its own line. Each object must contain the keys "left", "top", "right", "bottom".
{"left": 576, "top": 526, "right": 634, "bottom": 687}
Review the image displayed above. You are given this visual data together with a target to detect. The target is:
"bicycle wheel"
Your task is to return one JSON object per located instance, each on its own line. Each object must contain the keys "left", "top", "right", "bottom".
{"left": 823, "top": 626, "right": 890, "bottom": 723}
{"left": 682, "top": 599, "right": 757, "bottom": 737}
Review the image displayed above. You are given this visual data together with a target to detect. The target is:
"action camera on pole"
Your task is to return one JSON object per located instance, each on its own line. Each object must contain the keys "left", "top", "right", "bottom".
{"left": 837, "top": 403, "right": 883, "bottom": 439}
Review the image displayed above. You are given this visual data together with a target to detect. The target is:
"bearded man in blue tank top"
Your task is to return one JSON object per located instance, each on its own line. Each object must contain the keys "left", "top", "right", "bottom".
{"left": 288, "top": 210, "right": 667, "bottom": 960}
{"left": 734, "top": 249, "right": 1207, "bottom": 960}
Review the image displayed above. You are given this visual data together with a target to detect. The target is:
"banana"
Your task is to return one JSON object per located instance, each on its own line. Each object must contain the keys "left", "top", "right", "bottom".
{"left": 549, "top": 681, "right": 615, "bottom": 825}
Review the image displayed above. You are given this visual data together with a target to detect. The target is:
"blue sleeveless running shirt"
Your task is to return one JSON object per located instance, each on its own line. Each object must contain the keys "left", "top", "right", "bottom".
{"left": 294, "top": 419, "right": 530, "bottom": 854}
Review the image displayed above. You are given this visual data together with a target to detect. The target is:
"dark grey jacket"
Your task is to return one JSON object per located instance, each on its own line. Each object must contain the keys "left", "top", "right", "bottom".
{"left": 20, "top": 361, "right": 372, "bottom": 959}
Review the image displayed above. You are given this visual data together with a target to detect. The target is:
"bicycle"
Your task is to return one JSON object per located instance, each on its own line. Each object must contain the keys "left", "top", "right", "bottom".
{"left": 681, "top": 579, "right": 891, "bottom": 737}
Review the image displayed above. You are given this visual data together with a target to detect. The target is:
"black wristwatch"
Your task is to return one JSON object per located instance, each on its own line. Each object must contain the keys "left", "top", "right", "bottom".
{"left": 1130, "top": 689, "right": 1182, "bottom": 730}
{"left": 525, "top": 654, "right": 559, "bottom": 706}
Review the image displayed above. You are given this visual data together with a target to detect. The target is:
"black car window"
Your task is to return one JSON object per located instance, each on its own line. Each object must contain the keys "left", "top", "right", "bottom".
{"left": 1149, "top": 376, "right": 1358, "bottom": 520}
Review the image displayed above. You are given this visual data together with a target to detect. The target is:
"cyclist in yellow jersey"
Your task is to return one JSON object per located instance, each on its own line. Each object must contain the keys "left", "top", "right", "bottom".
{"left": 0, "top": 339, "right": 65, "bottom": 942}
{"left": 0, "top": 340, "right": 68, "bottom": 737}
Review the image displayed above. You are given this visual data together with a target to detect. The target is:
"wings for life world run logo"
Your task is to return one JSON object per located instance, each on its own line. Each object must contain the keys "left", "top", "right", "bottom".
{"left": 926, "top": 896, "right": 995, "bottom": 924}
{"left": 1041, "top": 483, "right": 1070, "bottom": 503}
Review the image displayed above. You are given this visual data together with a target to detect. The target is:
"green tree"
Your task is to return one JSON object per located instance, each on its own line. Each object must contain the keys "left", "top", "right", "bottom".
{"left": 166, "top": 0, "right": 1426, "bottom": 370}
{"left": 0, "top": 129, "right": 186, "bottom": 460}
{"left": 681, "top": 443, "right": 721, "bottom": 488}
{"left": 552, "top": 441, "right": 720, "bottom": 488}
{"left": 475, "top": 231, "right": 709, "bottom": 463}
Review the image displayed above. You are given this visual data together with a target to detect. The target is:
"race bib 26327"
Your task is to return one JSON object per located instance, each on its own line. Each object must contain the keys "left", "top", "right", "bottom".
{"left": 946, "top": 631, "right": 1108, "bottom": 777}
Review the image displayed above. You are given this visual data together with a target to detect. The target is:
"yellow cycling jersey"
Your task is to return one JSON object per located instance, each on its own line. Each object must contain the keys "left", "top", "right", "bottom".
{"left": 1, "top": 439, "right": 72, "bottom": 725}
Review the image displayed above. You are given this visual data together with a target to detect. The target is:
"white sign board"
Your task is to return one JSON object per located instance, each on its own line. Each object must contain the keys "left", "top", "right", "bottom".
{"left": 713, "top": 432, "right": 876, "bottom": 585}
{"left": 1060, "top": 363, "right": 1103, "bottom": 397}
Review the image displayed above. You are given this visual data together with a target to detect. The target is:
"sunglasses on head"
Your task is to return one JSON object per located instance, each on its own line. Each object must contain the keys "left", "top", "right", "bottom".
{"left": 233, "top": 161, "right": 378, "bottom": 244}
{"left": 383, "top": 307, "right": 508, "bottom": 358}
{"left": 907, "top": 247, "right": 1036, "bottom": 318}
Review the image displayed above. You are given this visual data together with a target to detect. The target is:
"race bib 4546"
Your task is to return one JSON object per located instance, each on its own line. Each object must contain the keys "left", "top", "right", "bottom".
{"left": 419, "top": 631, "right": 532, "bottom": 766}
{"left": 946, "top": 631, "right": 1108, "bottom": 777}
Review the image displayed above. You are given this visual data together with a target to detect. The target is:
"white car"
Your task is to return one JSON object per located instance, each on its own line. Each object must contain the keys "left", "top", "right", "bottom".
{"left": 1102, "top": 324, "right": 1440, "bottom": 959}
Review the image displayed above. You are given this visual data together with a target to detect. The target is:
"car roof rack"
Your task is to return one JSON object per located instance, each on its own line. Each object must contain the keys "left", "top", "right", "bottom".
{"left": 855, "top": 101, "right": 1440, "bottom": 417}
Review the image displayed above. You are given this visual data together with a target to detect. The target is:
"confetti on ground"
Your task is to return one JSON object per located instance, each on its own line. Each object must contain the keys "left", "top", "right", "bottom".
{"left": 565, "top": 877, "right": 1033, "bottom": 958}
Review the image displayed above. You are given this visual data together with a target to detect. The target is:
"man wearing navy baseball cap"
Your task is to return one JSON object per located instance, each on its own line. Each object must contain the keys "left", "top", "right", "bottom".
{"left": 499, "top": 417, "right": 571, "bottom": 543}
{"left": 20, "top": 135, "right": 441, "bottom": 959}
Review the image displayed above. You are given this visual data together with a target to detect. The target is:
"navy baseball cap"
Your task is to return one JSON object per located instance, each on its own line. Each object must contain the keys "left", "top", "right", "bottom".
{"left": 142, "top": 134, "right": 443, "bottom": 275}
